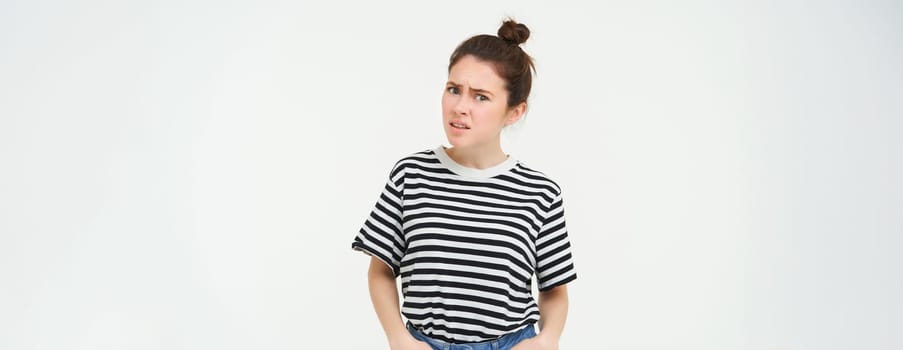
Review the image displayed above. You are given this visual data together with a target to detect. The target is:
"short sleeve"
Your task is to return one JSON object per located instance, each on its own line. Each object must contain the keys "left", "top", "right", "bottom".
{"left": 535, "top": 190, "right": 577, "bottom": 291}
{"left": 351, "top": 161, "right": 406, "bottom": 277}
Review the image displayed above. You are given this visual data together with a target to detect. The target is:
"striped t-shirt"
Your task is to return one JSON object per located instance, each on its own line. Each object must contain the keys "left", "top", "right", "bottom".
{"left": 351, "top": 144, "right": 577, "bottom": 343}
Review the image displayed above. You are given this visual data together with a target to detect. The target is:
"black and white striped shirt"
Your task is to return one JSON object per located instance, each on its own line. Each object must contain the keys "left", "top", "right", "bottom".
{"left": 351, "top": 144, "right": 577, "bottom": 343}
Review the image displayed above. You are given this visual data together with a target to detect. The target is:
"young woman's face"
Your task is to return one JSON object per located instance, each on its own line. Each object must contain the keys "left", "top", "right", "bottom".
{"left": 442, "top": 55, "right": 524, "bottom": 149}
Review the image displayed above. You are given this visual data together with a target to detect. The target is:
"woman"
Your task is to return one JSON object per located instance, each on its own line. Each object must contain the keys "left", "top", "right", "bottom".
{"left": 351, "top": 18, "right": 577, "bottom": 350}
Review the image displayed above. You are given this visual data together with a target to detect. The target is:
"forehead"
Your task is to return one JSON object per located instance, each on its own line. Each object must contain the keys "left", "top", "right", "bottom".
{"left": 448, "top": 55, "right": 506, "bottom": 92}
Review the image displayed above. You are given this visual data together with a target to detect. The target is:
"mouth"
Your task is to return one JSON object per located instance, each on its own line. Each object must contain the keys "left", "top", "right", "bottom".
{"left": 449, "top": 121, "right": 471, "bottom": 130}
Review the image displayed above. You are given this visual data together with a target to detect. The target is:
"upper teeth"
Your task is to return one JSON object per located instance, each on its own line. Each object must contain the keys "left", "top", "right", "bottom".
{"left": 452, "top": 123, "right": 467, "bottom": 129}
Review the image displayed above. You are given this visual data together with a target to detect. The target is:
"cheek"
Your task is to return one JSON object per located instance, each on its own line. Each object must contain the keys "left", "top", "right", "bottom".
{"left": 440, "top": 94, "right": 454, "bottom": 113}
{"left": 477, "top": 103, "right": 508, "bottom": 124}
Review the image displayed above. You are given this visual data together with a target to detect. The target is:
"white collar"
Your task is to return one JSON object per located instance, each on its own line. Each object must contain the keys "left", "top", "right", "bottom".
{"left": 433, "top": 144, "right": 518, "bottom": 178}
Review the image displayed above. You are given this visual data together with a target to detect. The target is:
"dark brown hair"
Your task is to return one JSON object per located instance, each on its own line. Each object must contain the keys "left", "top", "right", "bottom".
{"left": 448, "top": 18, "right": 536, "bottom": 108}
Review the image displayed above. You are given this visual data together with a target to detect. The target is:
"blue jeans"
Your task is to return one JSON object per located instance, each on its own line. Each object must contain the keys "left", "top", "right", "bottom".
{"left": 406, "top": 322, "right": 537, "bottom": 350}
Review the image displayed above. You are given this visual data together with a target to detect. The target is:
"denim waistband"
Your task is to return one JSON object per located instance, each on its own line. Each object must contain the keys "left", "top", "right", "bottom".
{"left": 405, "top": 321, "right": 536, "bottom": 350}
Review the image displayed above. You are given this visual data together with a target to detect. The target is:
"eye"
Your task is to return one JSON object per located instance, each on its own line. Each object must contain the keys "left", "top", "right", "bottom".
{"left": 476, "top": 94, "right": 489, "bottom": 102}
{"left": 446, "top": 86, "right": 460, "bottom": 94}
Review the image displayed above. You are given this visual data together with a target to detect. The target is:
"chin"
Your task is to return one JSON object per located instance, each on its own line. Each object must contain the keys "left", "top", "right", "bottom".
{"left": 444, "top": 138, "right": 460, "bottom": 147}
{"left": 444, "top": 137, "right": 465, "bottom": 148}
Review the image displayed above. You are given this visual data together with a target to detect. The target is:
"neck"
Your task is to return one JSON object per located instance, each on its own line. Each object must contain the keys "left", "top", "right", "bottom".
{"left": 444, "top": 140, "right": 508, "bottom": 170}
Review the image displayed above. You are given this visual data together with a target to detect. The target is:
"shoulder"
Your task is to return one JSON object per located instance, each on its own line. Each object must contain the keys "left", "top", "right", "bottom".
{"left": 510, "top": 161, "right": 562, "bottom": 197}
{"left": 387, "top": 147, "right": 440, "bottom": 177}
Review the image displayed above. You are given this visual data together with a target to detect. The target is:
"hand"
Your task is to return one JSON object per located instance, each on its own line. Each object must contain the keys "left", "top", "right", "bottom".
{"left": 511, "top": 333, "right": 558, "bottom": 350}
{"left": 389, "top": 334, "right": 433, "bottom": 350}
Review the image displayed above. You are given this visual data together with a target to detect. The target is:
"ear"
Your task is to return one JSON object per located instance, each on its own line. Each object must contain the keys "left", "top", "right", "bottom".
{"left": 504, "top": 101, "right": 527, "bottom": 126}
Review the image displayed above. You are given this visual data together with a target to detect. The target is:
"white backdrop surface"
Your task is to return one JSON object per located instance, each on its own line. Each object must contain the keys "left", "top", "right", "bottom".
{"left": 1, "top": 1, "right": 900, "bottom": 349}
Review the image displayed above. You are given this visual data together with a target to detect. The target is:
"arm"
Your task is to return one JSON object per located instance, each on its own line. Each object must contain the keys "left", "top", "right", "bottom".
{"left": 513, "top": 284, "right": 569, "bottom": 350}
{"left": 536, "top": 284, "right": 569, "bottom": 342}
{"left": 367, "top": 256, "right": 430, "bottom": 350}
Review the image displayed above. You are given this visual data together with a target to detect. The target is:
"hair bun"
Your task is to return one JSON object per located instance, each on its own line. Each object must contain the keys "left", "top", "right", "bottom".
{"left": 497, "top": 19, "right": 530, "bottom": 45}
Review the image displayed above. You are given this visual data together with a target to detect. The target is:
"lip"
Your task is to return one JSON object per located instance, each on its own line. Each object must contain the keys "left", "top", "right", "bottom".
{"left": 449, "top": 121, "right": 471, "bottom": 130}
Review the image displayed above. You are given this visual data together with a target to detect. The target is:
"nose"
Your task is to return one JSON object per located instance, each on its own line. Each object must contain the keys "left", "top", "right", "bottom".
{"left": 453, "top": 94, "right": 470, "bottom": 116}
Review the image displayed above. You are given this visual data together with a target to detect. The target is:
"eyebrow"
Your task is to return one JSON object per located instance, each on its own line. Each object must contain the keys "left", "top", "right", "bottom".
{"left": 446, "top": 81, "right": 495, "bottom": 97}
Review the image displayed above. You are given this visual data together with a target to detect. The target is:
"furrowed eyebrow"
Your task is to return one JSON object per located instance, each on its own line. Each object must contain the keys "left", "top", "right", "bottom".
{"left": 446, "top": 81, "right": 495, "bottom": 97}
{"left": 471, "top": 88, "right": 494, "bottom": 97}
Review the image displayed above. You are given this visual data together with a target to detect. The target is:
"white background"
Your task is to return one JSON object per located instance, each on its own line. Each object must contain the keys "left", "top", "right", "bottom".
{"left": 1, "top": 0, "right": 901, "bottom": 349}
